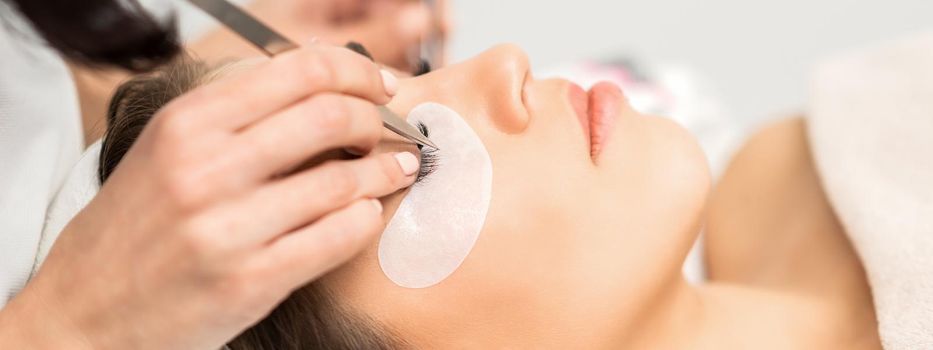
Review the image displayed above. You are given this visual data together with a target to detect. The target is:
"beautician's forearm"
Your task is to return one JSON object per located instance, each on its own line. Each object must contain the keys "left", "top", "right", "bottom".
{"left": 0, "top": 285, "right": 97, "bottom": 350}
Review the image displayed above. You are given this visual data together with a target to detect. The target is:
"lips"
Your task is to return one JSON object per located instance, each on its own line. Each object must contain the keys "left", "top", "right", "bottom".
{"left": 567, "top": 81, "right": 622, "bottom": 160}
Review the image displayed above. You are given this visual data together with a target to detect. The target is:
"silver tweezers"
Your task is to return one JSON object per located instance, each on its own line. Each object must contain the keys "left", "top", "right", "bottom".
{"left": 187, "top": 0, "right": 439, "bottom": 150}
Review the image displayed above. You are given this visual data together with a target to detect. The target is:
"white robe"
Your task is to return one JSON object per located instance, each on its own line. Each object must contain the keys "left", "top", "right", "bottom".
{"left": 0, "top": 4, "right": 83, "bottom": 306}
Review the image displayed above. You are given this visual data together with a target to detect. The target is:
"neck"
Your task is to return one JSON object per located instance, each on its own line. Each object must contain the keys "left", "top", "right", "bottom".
{"left": 605, "top": 279, "right": 818, "bottom": 350}
{"left": 609, "top": 276, "right": 701, "bottom": 350}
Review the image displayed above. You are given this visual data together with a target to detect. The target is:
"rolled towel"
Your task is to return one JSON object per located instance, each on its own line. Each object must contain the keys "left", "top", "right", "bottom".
{"left": 808, "top": 32, "right": 933, "bottom": 350}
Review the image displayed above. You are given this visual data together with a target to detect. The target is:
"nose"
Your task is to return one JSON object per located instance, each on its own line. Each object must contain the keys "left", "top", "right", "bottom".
{"left": 399, "top": 44, "right": 531, "bottom": 133}
{"left": 465, "top": 44, "right": 531, "bottom": 132}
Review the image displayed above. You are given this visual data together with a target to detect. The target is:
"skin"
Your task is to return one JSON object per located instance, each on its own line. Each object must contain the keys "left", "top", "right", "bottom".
{"left": 313, "top": 45, "right": 881, "bottom": 349}
{"left": 0, "top": 44, "right": 417, "bottom": 350}
{"left": 4, "top": 2, "right": 444, "bottom": 348}
{"left": 71, "top": 0, "right": 449, "bottom": 144}
{"left": 703, "top": 117, "right": 879, "bottom": 349}
{"left": 15, "top": 42, "right": 878, "bottom": 348}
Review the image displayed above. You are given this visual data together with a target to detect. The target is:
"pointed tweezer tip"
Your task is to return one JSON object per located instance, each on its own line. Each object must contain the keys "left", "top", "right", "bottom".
{"left": 419, "top": 138, "right": 440, "bottom": 150}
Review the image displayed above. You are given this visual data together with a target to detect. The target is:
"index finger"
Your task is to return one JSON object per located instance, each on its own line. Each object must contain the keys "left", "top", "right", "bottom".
{"left": 167, "top": 44, "right": 395, "bottom": 132}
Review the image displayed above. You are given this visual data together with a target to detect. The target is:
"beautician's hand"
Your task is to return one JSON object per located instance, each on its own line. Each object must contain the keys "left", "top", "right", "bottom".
{"left": 0, "top": 44, "right": 416, "bottom": 350}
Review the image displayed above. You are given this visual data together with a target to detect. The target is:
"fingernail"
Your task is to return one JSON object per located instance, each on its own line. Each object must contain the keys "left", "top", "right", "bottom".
{"left": 394, "top": 152, "right": 419, "bottom": 176}
{"left": 371, "top": 199, "right": 383, "bottom": 214}
{"left": 380, "top": 69, "right": 399, "bottom": 96}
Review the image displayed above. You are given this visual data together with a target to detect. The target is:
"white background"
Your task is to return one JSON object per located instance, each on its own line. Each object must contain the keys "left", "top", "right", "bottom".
{"left": 179, "top": 0, "right": 933, "bottom": 125}
{"left": 448, "top": 0, "right": 932, "bottom": 124}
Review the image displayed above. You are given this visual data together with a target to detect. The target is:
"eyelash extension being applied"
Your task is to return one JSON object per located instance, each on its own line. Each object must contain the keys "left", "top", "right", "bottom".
{"left": 415, "top": 122, "right": 439, "bottom": 183}
{"left": 380, "top": 102, "right": 493, "bottom": 289}
{"left": 344, "top": 41, "right": 437, "bottom": 182}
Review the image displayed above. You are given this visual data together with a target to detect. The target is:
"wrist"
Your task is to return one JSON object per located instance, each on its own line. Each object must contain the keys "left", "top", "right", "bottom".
{"left": 0, "top": 279, "right": 96, "bottom": 350}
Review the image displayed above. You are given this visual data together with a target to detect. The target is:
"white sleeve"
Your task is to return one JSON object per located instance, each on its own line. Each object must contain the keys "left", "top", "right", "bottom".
{"left": 35, "top": 142, "right": 103, "bottom": 271}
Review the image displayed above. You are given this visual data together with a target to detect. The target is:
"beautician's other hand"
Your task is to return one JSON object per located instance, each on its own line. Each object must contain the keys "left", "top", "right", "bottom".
{"left": 248, "top": 0, "right": 450, "bottom": 70}
{"left": 0, "top": 44, "right": 416, "bottom": 350}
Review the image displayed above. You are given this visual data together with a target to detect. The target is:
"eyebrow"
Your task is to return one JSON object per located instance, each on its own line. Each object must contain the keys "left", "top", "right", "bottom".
{"left": 344, "top": 41, "right": 374, "bottom": 61}
{"left": 343, "top": 41, "right": 432, "bottom": 77}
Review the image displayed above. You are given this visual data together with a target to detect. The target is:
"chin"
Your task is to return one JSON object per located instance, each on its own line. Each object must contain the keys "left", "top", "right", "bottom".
{"left": 608, "top": 111, "right": 711, "bottom": 239}
{"left": 610, "top": 110, "right": 712, "bottom": 206}
{"left": 653, "top": 113, "right": 710, "bottom": 195}
{"left": 644, "top": 113, "right": 711, "bottom": 242}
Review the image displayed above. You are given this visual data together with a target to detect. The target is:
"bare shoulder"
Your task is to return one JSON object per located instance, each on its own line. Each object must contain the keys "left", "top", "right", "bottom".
{"left": 706, "top": 116, "right": 840, "bottom": 284}
{"left": 703, "top": 116, "right": 880, "bottom": 349}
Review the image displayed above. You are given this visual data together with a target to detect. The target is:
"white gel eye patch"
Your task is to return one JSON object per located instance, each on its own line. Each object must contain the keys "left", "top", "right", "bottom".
{"left": 378, "top": 102, "right": 493, "bottom": 288}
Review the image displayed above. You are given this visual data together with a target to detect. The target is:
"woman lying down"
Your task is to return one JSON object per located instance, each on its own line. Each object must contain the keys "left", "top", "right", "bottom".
{"left": 98, "top": 44, "right": 882, "bottom": 349}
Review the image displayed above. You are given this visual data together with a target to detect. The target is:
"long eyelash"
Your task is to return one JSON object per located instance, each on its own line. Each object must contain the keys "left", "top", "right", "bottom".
{"left": 416, "top": 121, "right": 430, "bottom": 139}
{"left": 417, "top": 149, "right": 439, "bottom": 183}
{"left": 415, "top": 122, "right": 439, "bottom": 183}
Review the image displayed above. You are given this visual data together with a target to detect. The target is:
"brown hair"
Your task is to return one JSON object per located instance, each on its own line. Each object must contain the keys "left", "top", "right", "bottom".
{"left": 99, "top": 56, "right": 402, "bottom": 350}
{"left": 5, "top": 0, "right": 180, "bottom": 72}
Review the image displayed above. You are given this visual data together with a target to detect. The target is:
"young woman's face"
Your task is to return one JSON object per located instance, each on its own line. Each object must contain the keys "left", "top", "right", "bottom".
{"left": 326, "top": 45, "right": 711, "bottom": 347}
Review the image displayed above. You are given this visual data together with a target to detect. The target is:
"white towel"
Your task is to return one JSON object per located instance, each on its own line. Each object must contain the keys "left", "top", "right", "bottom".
{"left": 808, "top": 32, "right": 933, "bottom": 350}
